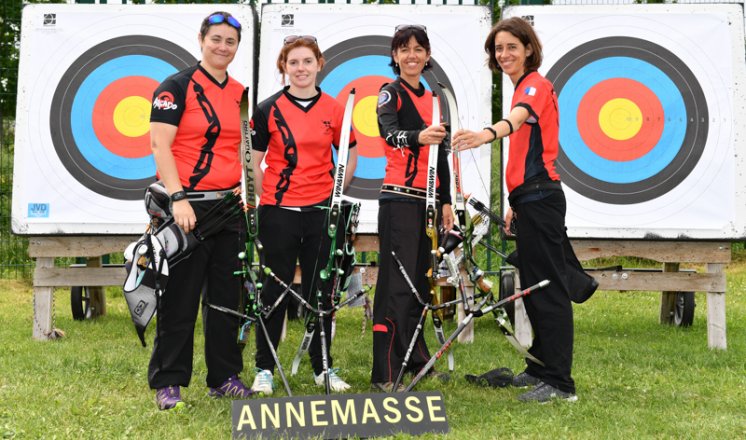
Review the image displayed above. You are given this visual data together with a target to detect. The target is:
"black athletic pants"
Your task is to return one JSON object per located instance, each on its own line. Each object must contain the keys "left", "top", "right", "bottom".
{"left": 255, "top": 205, "right": 334, "bottom": 376}
{"left": 148, "top": 201, "right": 244, "bottom": 389}
{"left": 513, "top": 190, "right": 576, "bottom": 394}
{"left": 371, "top": 199, "right": 434, "bottom": 384}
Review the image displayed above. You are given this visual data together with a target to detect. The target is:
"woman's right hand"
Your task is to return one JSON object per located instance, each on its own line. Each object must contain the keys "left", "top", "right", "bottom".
{"left": 417, "top": 124, "right": 447, "bottom": 146}
{"left": 453, "top": 128, "right": 492, "bottom": 151}
{"left": 504, "top": 207, "right": 515, "bottom": 236}
{"left": 172, "top": 199, "right": 197, "bottom": 234}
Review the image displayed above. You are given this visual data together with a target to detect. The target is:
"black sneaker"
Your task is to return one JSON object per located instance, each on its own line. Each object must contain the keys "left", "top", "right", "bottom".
{"left": 511, "top": 371, "right": 541, "bottom": 388}
{"left": 517, "top": 383, "right": 578, "bottom": 403}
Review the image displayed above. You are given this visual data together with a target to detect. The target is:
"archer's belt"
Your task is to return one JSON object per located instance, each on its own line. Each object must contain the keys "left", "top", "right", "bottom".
{"left": 381, "top": 184, "right": 435, "bottom": 201}
{"left": 186, "top": 187, "right": 239, "bottom": 202}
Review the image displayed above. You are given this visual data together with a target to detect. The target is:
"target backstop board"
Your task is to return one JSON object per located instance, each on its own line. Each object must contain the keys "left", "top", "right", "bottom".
{"left": 11, "top": 4, "right": 255, "bottom": 235}
{"left": 502, "top": 4, "right": 746, "bottom": 240}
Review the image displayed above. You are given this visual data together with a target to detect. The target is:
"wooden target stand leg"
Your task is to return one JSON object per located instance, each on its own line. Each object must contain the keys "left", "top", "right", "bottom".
{"left": 511, "top": 274, "right": 533, "bottom": 349}
{"left": 659, "top": 262, "right": 680, "bottom": 324}
{"left": 32, "top": 257, "right": 56, "bottom": 340}
{"left": 29, "top": 236, "right": 136, "bottom": 341}
{"left": 705, "top": 263, "right": 726, "bottom": 350}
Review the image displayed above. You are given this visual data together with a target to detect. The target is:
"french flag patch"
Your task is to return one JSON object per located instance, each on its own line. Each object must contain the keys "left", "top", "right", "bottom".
{"left": 524, "top": 86, "right": 537, "bottom": 96}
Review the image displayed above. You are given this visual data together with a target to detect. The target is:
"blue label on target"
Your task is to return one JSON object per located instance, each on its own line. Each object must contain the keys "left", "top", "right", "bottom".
{"left": 28, "top": 203, "right": 50, "bottom": 218}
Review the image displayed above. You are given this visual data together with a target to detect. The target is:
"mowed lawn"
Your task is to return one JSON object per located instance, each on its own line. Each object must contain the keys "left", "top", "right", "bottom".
{"left": 1, "top": 262, "right": 745, "bottom": 439}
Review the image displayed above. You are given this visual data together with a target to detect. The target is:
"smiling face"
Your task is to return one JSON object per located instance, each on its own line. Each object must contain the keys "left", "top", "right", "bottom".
{"left": 494, "top": 31, "right": 532, "bottom": 84}
{"left": 284, "top": 46, "right": 321, "bottom": 94}
{"left": 199, "top": 23, "right": 239, "bottom": 73}
{"left": 392, "top": 36, "right": 431, "bottom": 85}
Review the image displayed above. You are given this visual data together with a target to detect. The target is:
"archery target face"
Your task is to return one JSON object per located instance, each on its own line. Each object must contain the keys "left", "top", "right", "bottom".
{"left": 258, "top": 4, "right": 493, "bottom": 233}
{"left": 51, "top": 35, "right": 196, "bottom": 201}
{"left": 503, "top": 5, "right": 746, "bottom": 239}
{"left": 12, "top": 4, "right": 254, "bottom": 234}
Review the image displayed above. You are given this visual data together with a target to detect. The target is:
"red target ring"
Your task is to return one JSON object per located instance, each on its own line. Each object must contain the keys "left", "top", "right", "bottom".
{"left": 577, "top": 78, "right": 664, "bottom": 162}
{"left": 92, "top": 76, "right": 158, "bottom": 159}
{"left": 335, "top": 75, "right": 391, "bottom": 159}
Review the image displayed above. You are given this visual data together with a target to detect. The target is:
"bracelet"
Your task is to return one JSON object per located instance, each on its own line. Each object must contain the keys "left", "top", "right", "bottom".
{"left": 500, "top": 118, "right": 514, "bottom": 135}
{"left": 170, "top": 190, "right": 187, "bottom": 202}
{"left": 483, "top": 126, "right": 497, "bottom": 143}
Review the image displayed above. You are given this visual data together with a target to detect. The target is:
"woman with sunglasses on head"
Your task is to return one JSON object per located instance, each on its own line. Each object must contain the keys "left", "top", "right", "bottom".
{"left": 454, "top": 17, "right": 579, "bottom": 403}
{"left": 147, "top": 11, "right": 252, "bottom": 410}
{"left": 249, "top": 35, "right": 358, "bottom": 395}
{"left": 371, "top": 24, "right": 453, "bottom": 393}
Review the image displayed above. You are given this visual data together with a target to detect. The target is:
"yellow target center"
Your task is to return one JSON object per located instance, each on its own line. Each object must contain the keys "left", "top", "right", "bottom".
{"left": 113, "top": 96, "right": 152, "bottom": 137}
{"left": 352, "top": 95, "right": 381, "bottom": 138}
{"left": 598, "top": 98, "right": 643, "bottom": 141}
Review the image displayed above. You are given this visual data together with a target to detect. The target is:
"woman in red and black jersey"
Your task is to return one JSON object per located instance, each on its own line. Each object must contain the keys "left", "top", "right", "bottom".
{"left": 455, "top": 17, "right": 585, "bottom": 403}
{"left": 370, "top": 25, "right": 454, "bottom": 392}
{"left": 147, "top": 11, "right": 251, "bottom": 410}
{"left": 249, "top": 36, "right": 358, "bottom": 394}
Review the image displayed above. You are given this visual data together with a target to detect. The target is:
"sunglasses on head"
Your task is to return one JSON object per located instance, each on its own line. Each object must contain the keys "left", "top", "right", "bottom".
{"left": 283, "top": 35, "right": 318, "bottom": 45}
{"left": 207, "top": 13, "right": 241, "bottom": 31}
{"left": 395, "top": 24, "right": 427, "bottom": 34}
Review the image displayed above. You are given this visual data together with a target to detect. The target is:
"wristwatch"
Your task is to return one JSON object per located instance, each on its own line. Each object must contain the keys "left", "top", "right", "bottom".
{"left": 170, "top": 190, "right": 187, "bottom": 202}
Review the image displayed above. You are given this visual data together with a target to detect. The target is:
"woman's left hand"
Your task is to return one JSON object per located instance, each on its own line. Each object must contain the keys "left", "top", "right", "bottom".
{"left": 441, "top": 204, "right": 454, "bottom": 232}
{"left": 453, "top": 129, "right": 491, "bottom": 151}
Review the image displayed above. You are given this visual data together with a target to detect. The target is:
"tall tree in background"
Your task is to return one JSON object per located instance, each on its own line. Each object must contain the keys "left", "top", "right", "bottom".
{"left": 0, "top": 0, "right": 22, "bottom": 119}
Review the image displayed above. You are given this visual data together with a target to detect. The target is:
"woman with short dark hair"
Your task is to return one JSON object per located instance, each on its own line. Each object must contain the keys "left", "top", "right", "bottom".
{"left": 371, "top": 24, "right": 453, "bottom": 392}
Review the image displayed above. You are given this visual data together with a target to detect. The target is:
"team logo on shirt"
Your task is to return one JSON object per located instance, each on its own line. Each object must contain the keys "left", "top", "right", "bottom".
{"left": 153, "top": 91, "right": 178, "bottom": 110}
{"left": 322, "top": 120, "right": 332, "bottom": 133}
{"left": 377, "top": 90, "right": 392, "bottom": 107}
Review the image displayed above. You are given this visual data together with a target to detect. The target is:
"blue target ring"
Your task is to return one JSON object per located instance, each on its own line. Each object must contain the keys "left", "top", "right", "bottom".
{"left": 560, "top": 57, "right": 686, "bottom": 183}
{"left": 546, "top": 36, "right": 708, "bottom": 204}
{"left": 321, "top": 55, "right": 394, "bottom": 180}
{"left": 71, "top": 55, "right": 175, "bottom": 180}
{"left": 50, "top": 35, "right": 196, "bottom": 200}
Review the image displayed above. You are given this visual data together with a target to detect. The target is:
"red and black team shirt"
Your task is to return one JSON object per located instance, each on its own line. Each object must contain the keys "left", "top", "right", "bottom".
{"left": 251, "top": 87, "right": 357, "bottom": 207}
{"left": 150, "top": 63, "right": 243, "bottom": 191}
{"left": 505, "top": 70, "right": 561, "bottom": 193}
{"left": 376, "top": 78, "right": 451, "bottom": 205}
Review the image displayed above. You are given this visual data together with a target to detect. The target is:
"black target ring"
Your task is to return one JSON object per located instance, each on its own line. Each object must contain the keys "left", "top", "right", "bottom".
{"left": 546, "top": 36, "right": 708, "bottom": 204}
{"left": 50, "top": 35, "right": 196, "bottom": 200}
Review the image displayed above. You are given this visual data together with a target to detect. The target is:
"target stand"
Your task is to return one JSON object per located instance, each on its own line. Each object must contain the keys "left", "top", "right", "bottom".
{"left": 28, "top": 236, "right": 138, "bottom": 340}
{"left": 28, "top": 234, "right": 480, "bottom": 344}
{"left": 510, "top": 240, "right": 729, "bottom": 350}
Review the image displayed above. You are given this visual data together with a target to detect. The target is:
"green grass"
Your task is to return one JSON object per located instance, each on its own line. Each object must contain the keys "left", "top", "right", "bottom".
{"left": 1, "top": 266, "right": 746, "bottom": 439}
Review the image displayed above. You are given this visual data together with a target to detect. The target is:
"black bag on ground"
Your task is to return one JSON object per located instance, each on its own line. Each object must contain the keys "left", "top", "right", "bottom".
{"left": 465, "top": 367, "right": 514, "bottom": 388}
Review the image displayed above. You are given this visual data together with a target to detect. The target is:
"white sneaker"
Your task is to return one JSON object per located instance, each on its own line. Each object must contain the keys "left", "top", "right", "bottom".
{"left": 314, "top": 368, "right": 351, "bottom": 392}
{"left": 251, "top": 368, "right": 274, "bottom": 395}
